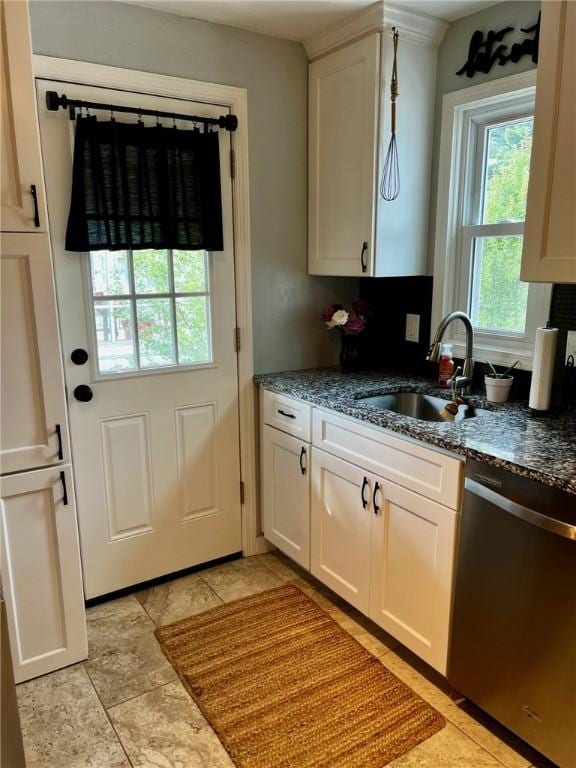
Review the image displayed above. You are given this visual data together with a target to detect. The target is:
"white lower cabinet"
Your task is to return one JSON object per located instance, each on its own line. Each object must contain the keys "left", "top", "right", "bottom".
{"left": 262, "top": 425, "right": 310, "bottom": 569}
{"left": 310, "top": 448, "right": 371, "bottom": 613}
{"left": 369, "top": 480, "right": 457, "bottom": 673}
{"left": 0, "top": 466, "right": 87, "bottom": 683}
{"left": 261, "top": 389, "right": 461, "bottom": 675}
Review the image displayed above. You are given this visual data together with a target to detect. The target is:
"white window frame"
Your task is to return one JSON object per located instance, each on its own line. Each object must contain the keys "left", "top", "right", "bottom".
{"left": 432, "top": 71, "right": 552, "bottom": 370}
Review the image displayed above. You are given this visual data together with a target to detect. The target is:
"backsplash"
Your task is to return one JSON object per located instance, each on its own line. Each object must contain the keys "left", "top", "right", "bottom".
{"left": 360, "top": 277, "right": 576, "bottom": 407}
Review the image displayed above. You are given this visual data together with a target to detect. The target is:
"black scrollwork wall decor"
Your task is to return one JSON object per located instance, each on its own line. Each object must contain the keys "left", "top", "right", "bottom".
{"left": 456, "top": 13, "right": 540, "bottom": 78}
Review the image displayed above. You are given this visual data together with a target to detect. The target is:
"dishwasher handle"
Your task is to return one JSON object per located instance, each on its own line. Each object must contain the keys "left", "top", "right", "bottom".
{"left": 465, "top": 477, "right": 576, "bottom": 541}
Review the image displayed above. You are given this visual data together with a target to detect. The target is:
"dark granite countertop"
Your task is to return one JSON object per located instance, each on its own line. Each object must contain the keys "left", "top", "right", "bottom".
{"left": 255, "top": 368, "right": 576, "bottom": 496}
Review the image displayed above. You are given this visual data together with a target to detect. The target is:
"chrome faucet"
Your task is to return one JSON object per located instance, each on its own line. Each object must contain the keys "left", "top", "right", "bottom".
{"left": 427, "top": 311, "right": 475, "bottom": 395}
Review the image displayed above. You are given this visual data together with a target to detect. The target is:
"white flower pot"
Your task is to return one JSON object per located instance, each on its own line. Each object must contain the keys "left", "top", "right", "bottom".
{"left": 485, "top": 375, "right": 513, "bottom": 403}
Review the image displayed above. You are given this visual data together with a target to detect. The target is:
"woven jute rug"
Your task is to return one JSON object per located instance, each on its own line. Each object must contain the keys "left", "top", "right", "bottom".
{"left": 155, "top": 584, "right": 445, "bottom": 768}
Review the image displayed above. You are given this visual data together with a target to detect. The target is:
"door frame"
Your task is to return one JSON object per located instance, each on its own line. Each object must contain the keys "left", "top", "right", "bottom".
{"left": 33, "top": 55, "right": 264, "bottom": 557}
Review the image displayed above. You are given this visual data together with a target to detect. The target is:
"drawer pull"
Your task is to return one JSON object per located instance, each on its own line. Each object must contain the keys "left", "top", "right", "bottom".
{"left": 373, "top": 481, "right": 381, "bottom": 515}
{"left": 361, "top": 476, "right": 369, "bottom": 509}
{"left": 278, "top": 409, "right": 295, "bottom": 419}
{"left": 299, "top": 446, "right": 307, "bottom": 475}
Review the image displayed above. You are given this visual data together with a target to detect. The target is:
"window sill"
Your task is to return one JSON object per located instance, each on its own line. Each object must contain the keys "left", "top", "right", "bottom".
{"left": 447, "top": 338, "right": 533, "bottom": 370}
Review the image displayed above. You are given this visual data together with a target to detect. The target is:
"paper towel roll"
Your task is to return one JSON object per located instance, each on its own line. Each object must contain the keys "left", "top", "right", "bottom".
{"left": 529, "top": 326, "right": 558, "bottom": 411}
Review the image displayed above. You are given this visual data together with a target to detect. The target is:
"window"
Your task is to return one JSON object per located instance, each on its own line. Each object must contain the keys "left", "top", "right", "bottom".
{"left": 432, "top": 73, "right": 551, "bottom": 368}
{"left": 88, "top": 249, "right": 212, "bottom": 375}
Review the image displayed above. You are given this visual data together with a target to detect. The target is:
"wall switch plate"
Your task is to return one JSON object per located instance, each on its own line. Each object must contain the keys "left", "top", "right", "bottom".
{"left": 405, "top": 313, "right": 420, "bottom": 343}
{"left": 566, "top": 330, "right": 576, "bottom": 364}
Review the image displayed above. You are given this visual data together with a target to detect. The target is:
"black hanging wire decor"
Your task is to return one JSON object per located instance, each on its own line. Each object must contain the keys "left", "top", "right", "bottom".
{"left": 380, "top": 27, "right": 400, "bottom": 201}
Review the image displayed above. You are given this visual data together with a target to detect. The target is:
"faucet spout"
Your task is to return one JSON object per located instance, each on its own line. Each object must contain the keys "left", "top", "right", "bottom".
{"left": 427, "top": 311, "right": 475, "bottom": 394}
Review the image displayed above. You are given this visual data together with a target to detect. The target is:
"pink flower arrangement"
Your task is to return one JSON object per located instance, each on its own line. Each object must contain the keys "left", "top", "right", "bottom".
{"left": 321, "top": 301, "right": 370, "bottom": 335}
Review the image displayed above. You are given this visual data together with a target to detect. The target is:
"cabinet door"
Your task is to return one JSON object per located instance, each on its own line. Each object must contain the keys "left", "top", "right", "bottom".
{"left": 0, "top": 466, "right": 87, "bottom": 683}
{"left": 369, "top": 478, "right": 457, "bottom": 674}
{"left": 521, "top": 0, "right": 576, "bottom": 283}
{"left": 310, "top": 448, "right": 371, "bottom": 612}
{"left": 1, "top": 0, "right": 47, "bottom": 232}
{"left": 308, "top": 34, "right": 380, "bottom": 276}
{"left": 1, "top": 233, "right": 69, "bottom": 473}
{"left": 262, "top": 426, "right": 310, "bottom": 569}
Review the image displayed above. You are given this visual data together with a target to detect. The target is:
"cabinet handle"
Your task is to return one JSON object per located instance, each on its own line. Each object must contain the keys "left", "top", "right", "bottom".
{"left": 373, "top": 481, "right": 381, "bottom": 515}
{"left": 278, "top": 409, "right": 295, "bottom": 419}
{"left": 361, "top": 476, "right": 369, "bottom": 509}
{"left": 60, "top": 471, "right": 69, "bottom": 506}
{"left": 55, "top": 423, "right": 63, "bottom": 460}
{"left": 299, "top": 446, "right": 307, "bottom": 475}
{"left": 30, "top": 185, "right": 40, "bottom": 227}
{"left": 360, "top": 241, "right": 368, "bottom": 273}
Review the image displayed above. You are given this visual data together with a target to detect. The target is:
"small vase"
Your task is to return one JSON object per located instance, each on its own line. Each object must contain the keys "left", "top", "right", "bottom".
{"left": 485, "top": 375, "right": 513, "bottom": 403}
{"left": 339, "top": 334, "right": 362, "bottom": 373}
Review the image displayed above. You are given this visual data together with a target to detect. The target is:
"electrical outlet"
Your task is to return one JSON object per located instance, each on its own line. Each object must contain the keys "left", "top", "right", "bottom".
{"left": 405, "top": 313, "right": 420, "bottom": 343}
{"left": 566, "top": 330, "right": 576, "bottom": 364}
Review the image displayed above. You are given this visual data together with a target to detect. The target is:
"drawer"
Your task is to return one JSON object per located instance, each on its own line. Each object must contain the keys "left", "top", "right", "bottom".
{"left": 312, "top": 408, "right": 462, "bottom": 509}
{"left": 262, "top": 389, "right": 311, "bottom": 442}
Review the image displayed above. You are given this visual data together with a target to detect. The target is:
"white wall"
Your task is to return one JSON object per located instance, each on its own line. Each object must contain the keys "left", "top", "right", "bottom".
{"left": 30, "top": 0, "right": 356, "bottom": 373}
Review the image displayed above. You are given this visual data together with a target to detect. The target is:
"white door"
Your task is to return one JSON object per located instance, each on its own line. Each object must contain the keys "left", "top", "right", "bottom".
{"left": 0, "top": 465, "right": 87, "bottom": 682}
{"left": 310, "top": 447, "right": 372, "bottom": 612}
{"left": 369, "top": 478, "right": 457, "bottom": 674}
{"left": 308, "top": 34, "right": 380, "bottom": 276}
{"left": 0, "top": 0, "right": 47, "bottom": 232}
{"left": 36, "top": 81, "right": 242, "bottom": 598}
{"left": 262, "top": 425, "right": 310, "bottom": 569}
{"left": 0, "top": 233, "right": 70, "bottom": 473}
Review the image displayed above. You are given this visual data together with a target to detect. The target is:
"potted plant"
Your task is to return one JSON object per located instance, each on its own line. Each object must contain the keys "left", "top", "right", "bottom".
{"left": 321, "top": 301, "right": 370, "bottom": 373}
{"left": 485, "top": 360, "right": 519, "bottom": 403}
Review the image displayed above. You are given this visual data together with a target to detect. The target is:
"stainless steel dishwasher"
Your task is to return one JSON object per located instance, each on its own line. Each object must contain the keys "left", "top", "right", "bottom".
{"left": 449, "top": 459, "right": 576, "bottom": 768}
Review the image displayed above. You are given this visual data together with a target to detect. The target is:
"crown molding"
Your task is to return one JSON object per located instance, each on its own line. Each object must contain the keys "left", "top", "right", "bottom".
{"left": 304, "top": 1, "right": 448, "bottom": 59}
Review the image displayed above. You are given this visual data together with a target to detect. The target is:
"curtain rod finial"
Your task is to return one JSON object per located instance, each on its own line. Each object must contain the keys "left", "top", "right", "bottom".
{"left": 219, "top": 114, "right": 238, "bottom": 132}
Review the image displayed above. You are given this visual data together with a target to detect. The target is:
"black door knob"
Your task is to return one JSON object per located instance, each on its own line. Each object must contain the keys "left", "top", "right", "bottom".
{"left": 71, "top": 348, "right": 89, "bottom": 365}
{"left": 74, "top": 385, "right": 93, "bottom": 402}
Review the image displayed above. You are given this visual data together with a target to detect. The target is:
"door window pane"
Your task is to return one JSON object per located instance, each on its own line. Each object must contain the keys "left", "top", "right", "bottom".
{"left": 173, "top": 250, "right": 207, "bottom": 293}
{"left": 91, "top": 250, "right": 130, "bottom": 296}
{"left": 133, "top": 249, "right": 170, "bottom": 294}
{"left": 176, "top": 296, "right": 211, "bottom": 364}
{"left": 89, "top": 249, "right": 213, "bottom": 375}
{"left": 94, "top": 300, "right": 136, "bottom": 372}
{"left": 470, "top": 236, "right": 529, "bottom": 333}
{"left": 137, "top": 299, "right": 175, "bottom": 368}
{"left": 481, "top": 118, "right": 533, "bottom": 225}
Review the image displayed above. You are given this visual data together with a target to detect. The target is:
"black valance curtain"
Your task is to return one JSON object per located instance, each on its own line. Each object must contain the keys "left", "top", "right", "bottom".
{"left": 65, "top": 116, "right": 224, "bottom": 252}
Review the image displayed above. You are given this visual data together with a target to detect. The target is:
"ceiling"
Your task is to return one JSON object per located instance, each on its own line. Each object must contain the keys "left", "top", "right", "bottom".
{"left": 118, "top": 0, "right": 502, "bottom": 41}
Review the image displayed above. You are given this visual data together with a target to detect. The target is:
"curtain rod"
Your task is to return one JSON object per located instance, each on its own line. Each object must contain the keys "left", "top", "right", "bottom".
{"left": 45, "top": 90, "right": 238, "bottom": 132}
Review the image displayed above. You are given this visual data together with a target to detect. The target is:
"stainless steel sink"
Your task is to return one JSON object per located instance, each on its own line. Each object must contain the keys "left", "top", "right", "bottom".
{"left": 357, "top": 391, "right": 483, "bottom": 422}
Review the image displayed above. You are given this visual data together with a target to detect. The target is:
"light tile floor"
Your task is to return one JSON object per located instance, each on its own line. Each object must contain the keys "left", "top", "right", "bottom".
{"left": 17, "top": 552, "right": 556, "bottom": 768}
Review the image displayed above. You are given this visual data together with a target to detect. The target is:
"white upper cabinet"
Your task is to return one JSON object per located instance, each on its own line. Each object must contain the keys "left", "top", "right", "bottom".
{"left": 1, "top": 233, "right": 69, "bottom": 473}
{"left": 521, "top": 0, "right": 576, "bottom": 283}
{"left": 309, "top": 35, "right": 380, "bottom": 276}
{"left": 0, "top": 0, "right": 47, "bottom": 232}
{"left": 307, "top": 9, "right": 445, "bottom": 277}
